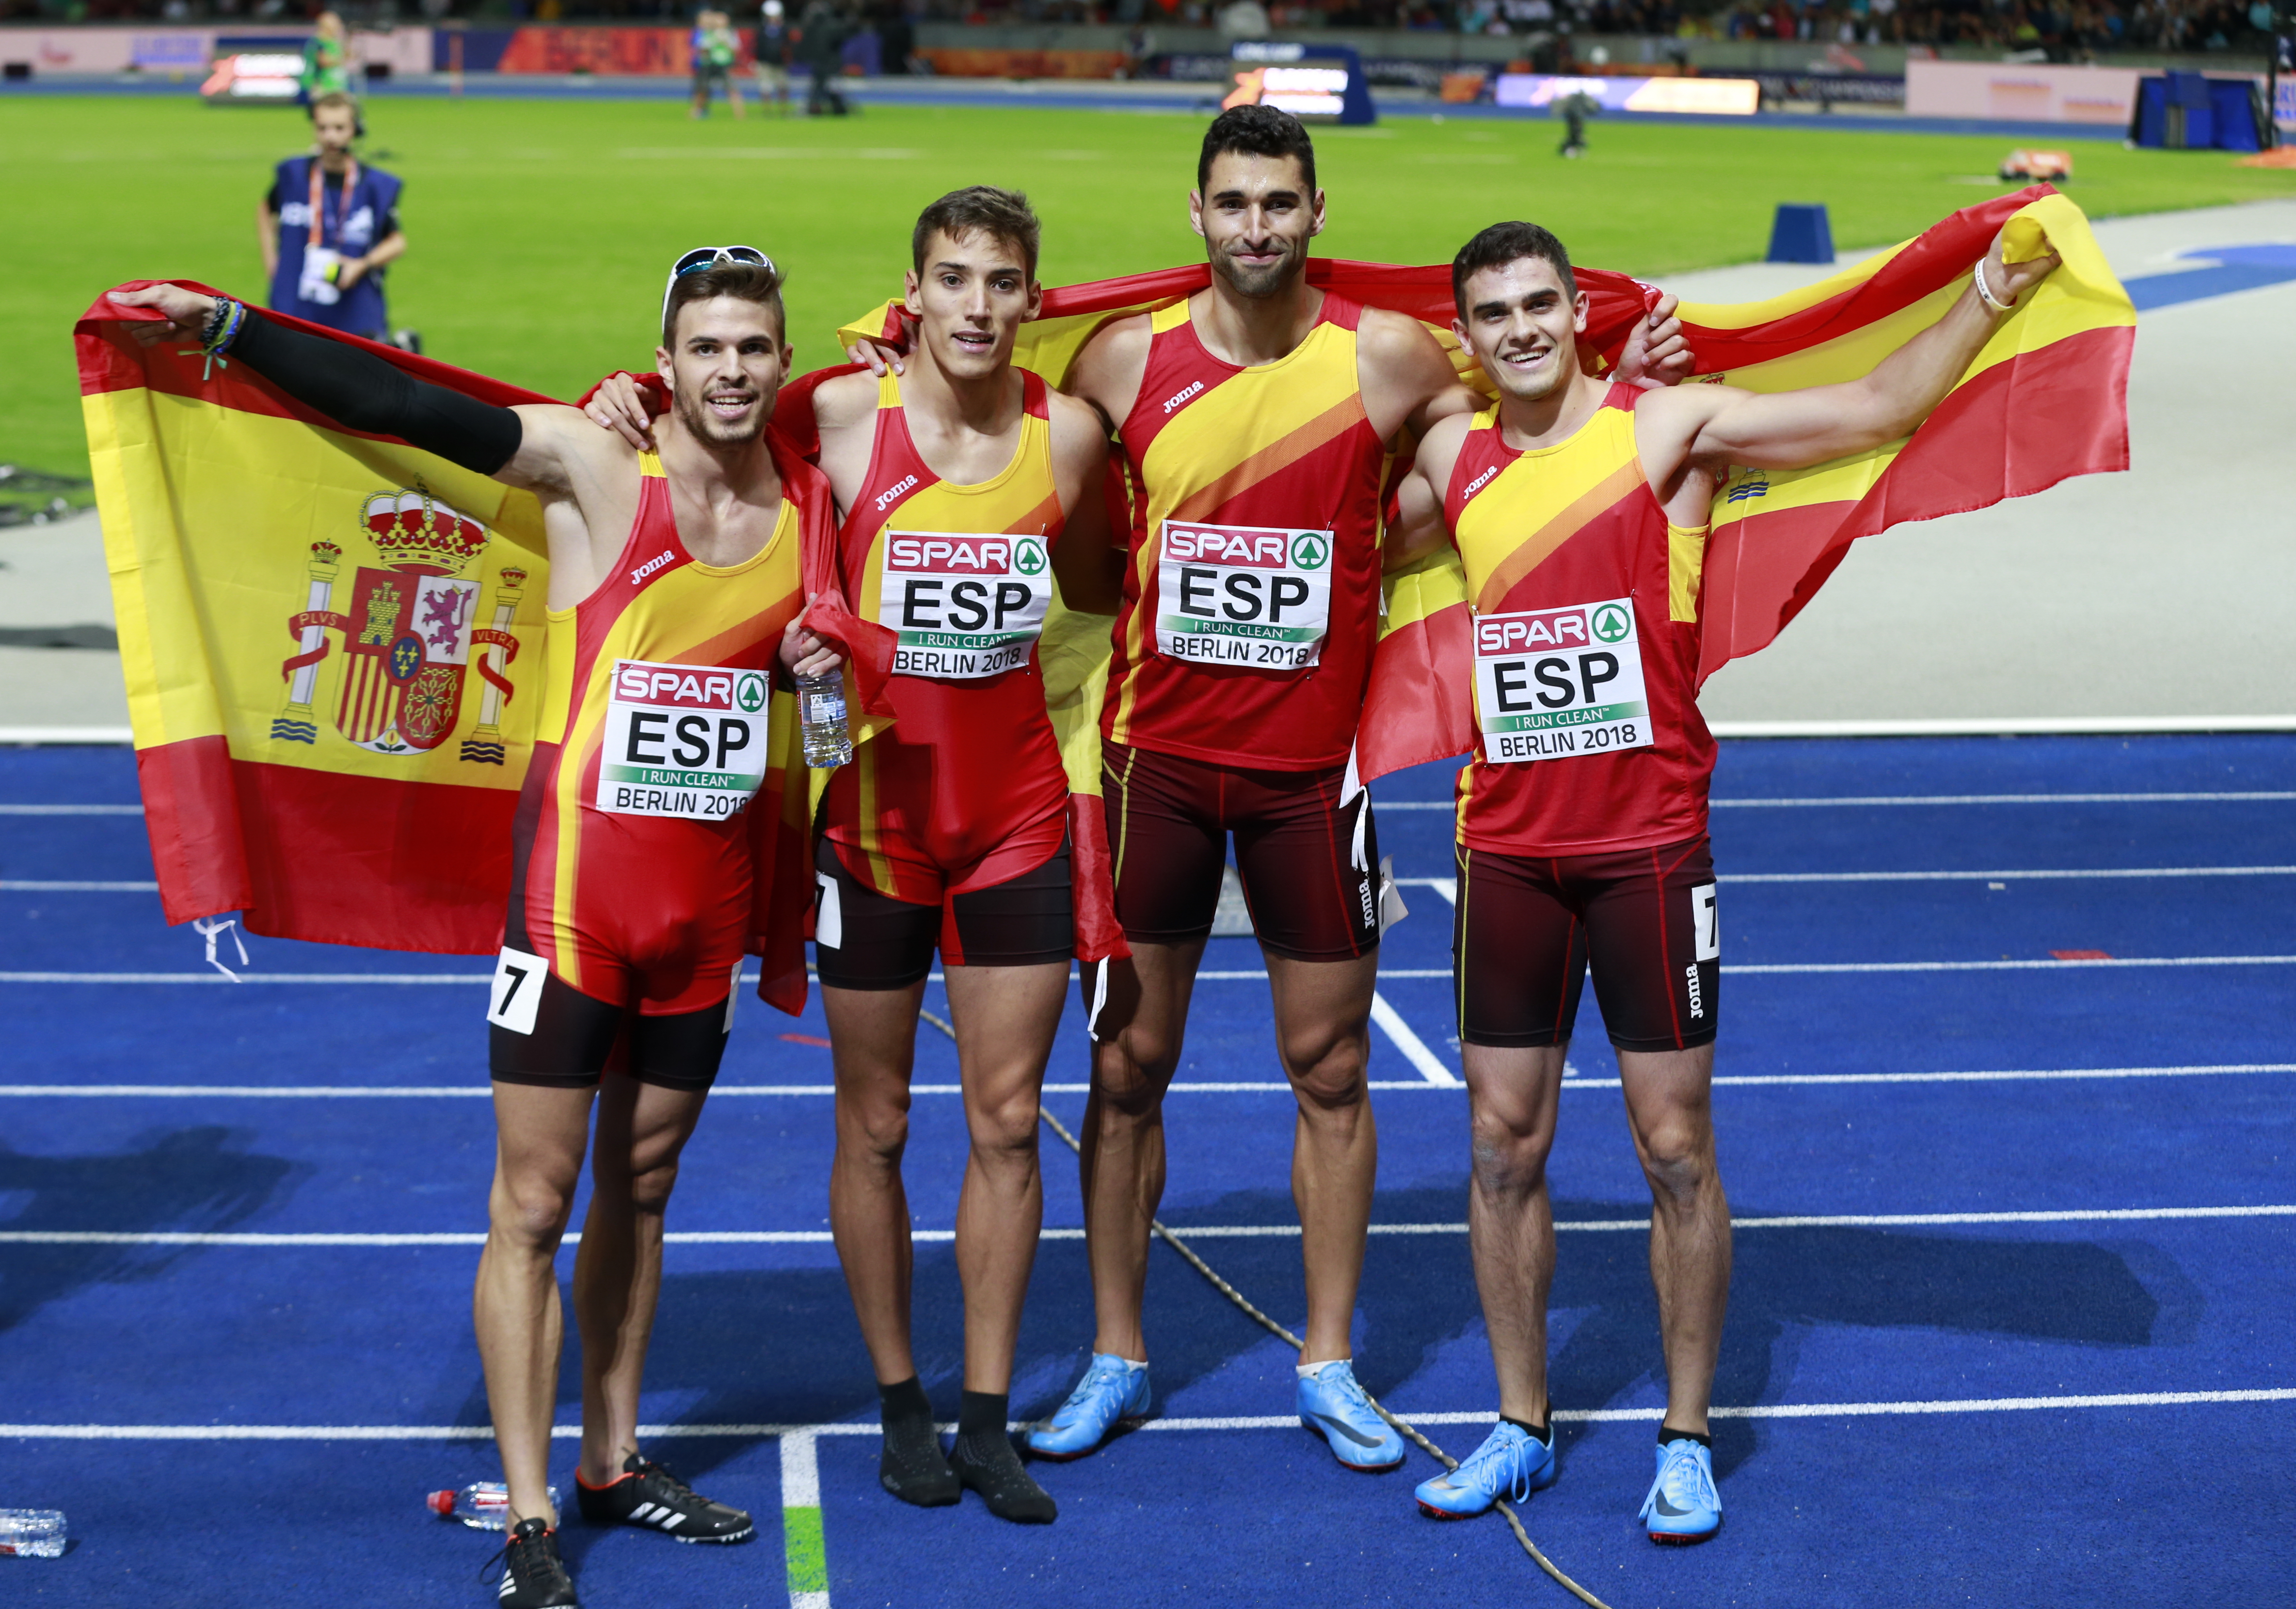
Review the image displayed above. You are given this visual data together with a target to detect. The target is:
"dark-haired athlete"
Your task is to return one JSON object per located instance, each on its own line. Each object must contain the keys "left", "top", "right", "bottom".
{"left": 592, "top": 191, "right": 1122, "bottom": 1523}
{"left": 119, "top": 256, "right": 840, "bottom": 1608}
{"left": 1389, "top": 219, "right": 2060, "bottom": 1542}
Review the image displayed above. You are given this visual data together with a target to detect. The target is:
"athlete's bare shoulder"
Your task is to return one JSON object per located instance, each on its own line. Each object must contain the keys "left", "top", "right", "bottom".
{"left": 1355, "top": 305, "right": 1478, "bottom": 443}
{"left": 1414, "top": 406, "right": 1477, "bottom": 483}
{"left": 1044, "top": 385, "right": 1108, "bottom": 464}
{"left": 1067, "top": 310, "right": 1153, "bottom": 432}
{"left": 509, "top": 401, "right": 637, "bottom": 498}
{"left": 810, "top": 368, "right": 880, "bottom": 437}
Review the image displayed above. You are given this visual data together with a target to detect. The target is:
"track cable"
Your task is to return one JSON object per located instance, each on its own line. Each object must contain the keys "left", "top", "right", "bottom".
{"left": 915, "top": 1006, "right": 1614, "bottom": 1608}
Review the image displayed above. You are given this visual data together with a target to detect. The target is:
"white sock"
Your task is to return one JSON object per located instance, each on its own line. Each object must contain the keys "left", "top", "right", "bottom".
{"left": 1295, "top": 1359, "right": 1346, "bottom": 1378}
{"left": 1096, "top": 1353, "right": 1148, "bottom": 1371}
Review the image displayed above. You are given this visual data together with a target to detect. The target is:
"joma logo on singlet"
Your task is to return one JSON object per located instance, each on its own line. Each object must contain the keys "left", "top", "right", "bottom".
{"left": 1462, "top": 466, "right": 1499, "bottom": 502}
{"left": 873, "top": 475, "right": 921, "bottom": 512}
{"left": 1162, "top": 381, "right": 1204, "bottom": 415}
{"left": 628, "top": 549, "right": 676, "bottom": 586}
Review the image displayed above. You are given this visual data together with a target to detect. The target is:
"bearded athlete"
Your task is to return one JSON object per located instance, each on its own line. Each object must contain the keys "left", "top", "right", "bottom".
{"left": 1387, "top": 220, "right": 2061, "bottom": 1543}
{"left": 119, "top": 252, "right": 841, "bottom": 1608}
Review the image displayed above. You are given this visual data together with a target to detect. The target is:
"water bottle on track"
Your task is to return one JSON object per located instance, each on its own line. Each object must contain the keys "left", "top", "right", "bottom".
{"left": 0, "top": 1510, "right": 65, "bottom": 1558}
{"left": 796, "top": 668, "right": 852, "bottom": 768}
{"left": 427, "top": 1483, "right": 560, "bottom": 1530}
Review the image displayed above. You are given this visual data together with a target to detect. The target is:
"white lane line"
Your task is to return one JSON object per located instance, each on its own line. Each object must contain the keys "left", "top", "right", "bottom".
{"left": 0, "top": 880, "right": 159, "bottom": 892}
{"left": 1375, "top": 791, "right": 2296, "bottom": 812}
{"left": 10, "top": 1387, "right": 2295, "bottom": 1440}
{"left": 0, "top": 804, "right": 144, "bottom": 815}
{"left": 7, "top": 957, "right": 2293, "bottom": 988}
{"left": 1708, "top": 791, "right": 2296, "bottom": 808}
{"left": 1370, "top": 990, "right": 1460, "bottom": 1086}
{"left": 7, "top": 1064, "right": 2288, "bottom": 1100}
{"left": 1401, "top": 869, "right": 2296, "bottom": 893}
{"left": 14, "top": 1204, "right": 2288, "bottom": 1247}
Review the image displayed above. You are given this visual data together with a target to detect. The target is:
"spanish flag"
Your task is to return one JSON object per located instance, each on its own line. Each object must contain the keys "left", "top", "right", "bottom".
{"left": 838, "top": 184, "right": 2130, "bottom": 784}
{"left": 79, "top": 287, "right": 823, "bottom": 1010}
{"left": 1356, "top": 185, "right": 2133, "bottom": 779}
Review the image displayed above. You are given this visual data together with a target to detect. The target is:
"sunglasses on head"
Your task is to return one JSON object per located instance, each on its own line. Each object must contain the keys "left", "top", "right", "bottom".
{"left": 660, "top": 245, "right": 777, "bottom": 333}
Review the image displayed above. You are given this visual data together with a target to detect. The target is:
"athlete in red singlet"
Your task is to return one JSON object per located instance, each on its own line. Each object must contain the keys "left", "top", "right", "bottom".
{"left": 118, "top": 255, "right": 844, "bottom": 1608}
{"left": 808, "top": 188, "right": 1117, "bottom": 1524}
{"left": 1388, "top": 219, "right": 2063, "bottom": 1541}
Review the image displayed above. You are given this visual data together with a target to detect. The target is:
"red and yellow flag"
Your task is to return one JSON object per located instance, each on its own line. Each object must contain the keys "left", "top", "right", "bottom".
{"left": 1357, "top": 185, "right": 2134, "bottom": 779}
{"left": 79, "top": 287, "right": 820, "bottom": 1009}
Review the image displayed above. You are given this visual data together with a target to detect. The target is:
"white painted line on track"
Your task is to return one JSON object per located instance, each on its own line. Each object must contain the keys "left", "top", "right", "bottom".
{"left": 10, "top": 1387, "right": 2294, "bottom": 1439}
{"left": 9, "top": 956, "right": 2295, "bottom": 985}
{"left": 1370, "top": 990, "right": 1461, "bottom": 1086}
{"left": 1401, "top": 869, "right": 2296, "bottom": 894}
{"left": 7, "top": 1064, "right": 2289, "bottom": 1099}
{"left": 0, "top": 880, "right": 158, "bottom": 891}
{"left": 0, "top": 803, "right": 144, "bottom": 815}
{"left": 14, "top": 1203, "right": 2287, "bottom": 1247}
{"left": 1706, "top": 791, "right": 2296, "bottom": 808}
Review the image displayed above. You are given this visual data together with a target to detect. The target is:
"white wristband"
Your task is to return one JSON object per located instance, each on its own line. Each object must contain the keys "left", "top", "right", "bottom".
{"left": 1973, "top": 259, "right": 2014, "bottom": 315}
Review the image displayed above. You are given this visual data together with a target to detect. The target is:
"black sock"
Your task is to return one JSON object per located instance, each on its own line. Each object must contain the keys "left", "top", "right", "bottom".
{"left": 1501, "top": 1413, "right": 1553, "bottom": 1446}
{"left": 878, "top": 1375, "right": 933, "bottom": 1428}
{"left": 1658, "top": 1425, "right": 1711, "bottom": 1449}
{"left": 957, "top": 1390, "right": 1009, "bottom": 1439}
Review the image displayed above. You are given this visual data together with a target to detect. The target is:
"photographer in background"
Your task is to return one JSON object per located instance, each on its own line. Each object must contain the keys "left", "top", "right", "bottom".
{"left": 256, "top": 92, "right": 410, "bottom": 349}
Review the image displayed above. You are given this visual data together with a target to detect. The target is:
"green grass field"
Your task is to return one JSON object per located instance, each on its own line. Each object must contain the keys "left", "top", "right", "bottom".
{"left": 4, "top": 93, "right": 2289, "bottom": 476}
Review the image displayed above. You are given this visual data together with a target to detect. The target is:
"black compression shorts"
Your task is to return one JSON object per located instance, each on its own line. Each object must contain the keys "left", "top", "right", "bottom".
{"left": 1101, "top": 739, "right": 1379, "bottom": 963}
{"left": 812, "top": 834, "right": 1074, "bottom": 990}
{"left": 1453, "top": 835, "right": 1719, "bottom": 1053}
{"left": 489, "top": 968, "right": 734, "bottom": 1092}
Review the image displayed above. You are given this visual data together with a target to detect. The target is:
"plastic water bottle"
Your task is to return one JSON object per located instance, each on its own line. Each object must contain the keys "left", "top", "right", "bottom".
{"left": 427, "top": 1483, "right": 559, "bottom": 1531}
{"left": 796, "top": 669, "right": 852, "bottom": 768}
{"left": 0, "top": 1510, "right": 65, "bottom": 1558}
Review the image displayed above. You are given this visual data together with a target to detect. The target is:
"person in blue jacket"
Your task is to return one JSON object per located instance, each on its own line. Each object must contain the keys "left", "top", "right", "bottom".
{"left": 257, "top": 92, "right": 407, "bottom": 344}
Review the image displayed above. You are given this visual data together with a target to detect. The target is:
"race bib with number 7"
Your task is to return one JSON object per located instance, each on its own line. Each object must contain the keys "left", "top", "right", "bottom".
{"left": 595, "top": 659, "right": 770, "bottom": 820}
{"left": 1154, "top": 520, "right": 1333, "bottom": 670}
{"left": 1472, "top": 598, "right": 1654, "bottom": 764}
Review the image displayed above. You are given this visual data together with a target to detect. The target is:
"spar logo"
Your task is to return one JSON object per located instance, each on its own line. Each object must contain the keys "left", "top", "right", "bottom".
{"left": 1474, "top": 608, "right": 1590, "bottom": 654}
{"left": 1290, "top": 532, "right": 1329, "bottom": 570}
{"left": 613, "top": 663, "right": 766, "bottom": 713}
{"left": 1591, "top": 603, "right": 1633, "bottom": 644}
{"left": 886, "top": 535, "right": 1037, "bottom": 574}
{"left": 1166, "top": 525, "right": 1297, "bottom": 569}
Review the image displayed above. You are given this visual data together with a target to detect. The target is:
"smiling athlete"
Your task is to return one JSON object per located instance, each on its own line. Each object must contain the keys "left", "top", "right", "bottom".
{"left": 807, "top": 189, "right": 1116, "bottom": 1523}
{"left": 1387, "top": 219, "right": 2061, "bottom": 1543}
{"left": 119, "top": 250, "right": 840, "bottom": 1609}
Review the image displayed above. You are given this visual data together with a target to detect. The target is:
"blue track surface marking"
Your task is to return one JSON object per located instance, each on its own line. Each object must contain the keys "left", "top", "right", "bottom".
{"left": 2, "top": 734, "right": 2293, "bottom": 1605}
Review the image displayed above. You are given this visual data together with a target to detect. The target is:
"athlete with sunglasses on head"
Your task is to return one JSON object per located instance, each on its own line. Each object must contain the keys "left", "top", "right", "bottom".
{"left": 119, "top": 245, "right": 841, "bottom": 1609}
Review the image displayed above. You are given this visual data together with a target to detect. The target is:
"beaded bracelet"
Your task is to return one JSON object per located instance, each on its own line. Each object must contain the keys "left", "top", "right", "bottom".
{"left": 201, "top": 297, "right": 247, "bottom": 357}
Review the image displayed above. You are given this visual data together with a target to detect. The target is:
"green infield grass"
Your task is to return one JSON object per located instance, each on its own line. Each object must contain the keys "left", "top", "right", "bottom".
{"left": 4, "top": 92, "right": 2289, "bottom": 475}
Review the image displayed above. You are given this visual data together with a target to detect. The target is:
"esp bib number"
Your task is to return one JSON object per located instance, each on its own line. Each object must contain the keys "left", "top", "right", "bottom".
{"left": 875, "top": 531, "right": 1052, "bottom": 680}
{"left": 1154, "top": 520, "right": 1333, "bottom": 670}
{"left": 595, "top": 658, "right": 770, "bottom": 820}
{"left": 1472, "top": 597, "right": 1654, "bottom": 764}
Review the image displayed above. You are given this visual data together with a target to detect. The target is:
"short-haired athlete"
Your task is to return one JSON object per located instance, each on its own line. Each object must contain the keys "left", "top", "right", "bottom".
{"left": 119, "top": 252, "right": 842, "bottom": 1607}
{"left": 811, "top": 187, "right": 1116, "bottom": 1524}
{"left": 1386, "top": 219, "right": 2061, "bottom": 1542}
{"left": 839, "top": 106, "right": 1682, "bottom": 1473}
{"left": 596, "top": 190, "right": 1122, "bottom": 1521}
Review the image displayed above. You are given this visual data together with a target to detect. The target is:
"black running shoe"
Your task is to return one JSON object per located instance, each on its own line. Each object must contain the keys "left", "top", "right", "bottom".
{"left": 575, "top": 1453, "right": 755, "bottom": 1543}
{"left": 879, "top": 1413, "right": 961, "bottom": 1507}
{"left": 948, "top": 1430, "right": 1058, "bottom": 1524}
{"left": 486, "top": 1517, "right": 578, "bottom": 1609}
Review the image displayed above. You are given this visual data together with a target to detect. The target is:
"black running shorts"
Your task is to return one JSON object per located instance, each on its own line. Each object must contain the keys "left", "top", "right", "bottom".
{"left": 1452, "top": 835, "right": 1719, "bottom": 1053}
{"left": 489, "top": 964, "right": 734, "bottom": 1092}
{"left": 812, "top": 834, "right": 1074, "bottom": 990}
{"left": 1101, "top": 739, "right": 1380, "bottom": 963}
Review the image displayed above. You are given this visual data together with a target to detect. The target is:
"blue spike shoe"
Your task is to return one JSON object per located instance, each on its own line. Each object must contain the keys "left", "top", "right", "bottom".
{"left": 1296, "top": 1360, "right": 1405, "bottom": 1472}
{"left": 1639, "top": 1436, "right": 1722, "bottom": 1544}
{"left": 1024, "top": 1354, "right": 1151, "bottom": 1461}
{"left": 1414, "top": 1421, "right": 1556, "bottom": 1518}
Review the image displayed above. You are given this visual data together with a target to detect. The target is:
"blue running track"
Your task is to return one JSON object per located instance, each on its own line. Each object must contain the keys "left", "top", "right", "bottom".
{"left": 2, "top": 735, "right": 2292, "bottom": 1606}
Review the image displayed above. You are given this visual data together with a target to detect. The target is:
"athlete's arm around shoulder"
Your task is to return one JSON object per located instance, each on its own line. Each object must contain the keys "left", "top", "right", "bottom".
{"left": 1633, "top": 226, "right": 2062, "bottom": 492}
{"left": 1355, "top": 304, "right": 1480, "bottom": 445}
{"left": 1063, "top": 311, "right": 1152, "bottom": 438}
{"left": 1045, "top": 387, "right": 1121, "bottom": 615}
{"left": 807, "top": 367, "right": 881, "bottom": 515}
{"left": 1384, "top": 409, "right": 1475, "bottom": 575}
